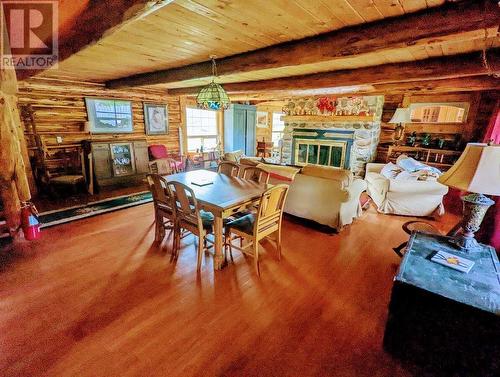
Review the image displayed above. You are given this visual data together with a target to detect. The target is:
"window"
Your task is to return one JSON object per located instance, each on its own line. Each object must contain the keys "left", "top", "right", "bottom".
{"left": 85, "top": 98, "right": 133, "bottom": 133}
{"left": 185, "top": 107, "right": 218, "bottom": 152}
{"left": 272, "top": 112, "right": 285, "bottom": 145}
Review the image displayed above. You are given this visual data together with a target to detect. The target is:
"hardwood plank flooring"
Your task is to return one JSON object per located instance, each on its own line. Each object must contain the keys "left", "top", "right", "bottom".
{"left": 0, "top": 203, "right": 458, "bottom": 377}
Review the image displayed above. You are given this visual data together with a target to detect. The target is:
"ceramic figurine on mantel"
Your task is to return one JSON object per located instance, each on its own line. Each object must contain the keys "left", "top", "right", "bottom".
{"left": 283, "top": 96, "right": 373, "bottom": 117}
{"left": 335, "top": 96, "right": 370, "bottom": 116}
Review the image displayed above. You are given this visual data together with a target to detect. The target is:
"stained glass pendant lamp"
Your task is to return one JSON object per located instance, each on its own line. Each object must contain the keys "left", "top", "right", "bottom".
{"left": 196, "top": 57, "right": 230, "bottom": 111}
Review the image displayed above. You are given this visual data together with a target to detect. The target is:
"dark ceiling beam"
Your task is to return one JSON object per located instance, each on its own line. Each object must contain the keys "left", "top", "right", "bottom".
{"left": 106, "top": 0, "right": 499, "bottom": 89}
{"left": 167, "top": 50, "right": 500, "bottom": 96}
{"left": 17, "top": 0, "right": 173, "bottom": 80}
{"left": 223, "top": 76, "right": 500, "bottom": 101}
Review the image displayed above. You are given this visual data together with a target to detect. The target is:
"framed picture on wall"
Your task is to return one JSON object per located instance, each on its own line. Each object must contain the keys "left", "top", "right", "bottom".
{"left": 85, "top": 98, "right": 133, "bottom": 133}
{"left": 256, "top": 111, "right": 268, "bottom": 128}
{"left": 144, "top": 103, "right": 169, "bottom": 135}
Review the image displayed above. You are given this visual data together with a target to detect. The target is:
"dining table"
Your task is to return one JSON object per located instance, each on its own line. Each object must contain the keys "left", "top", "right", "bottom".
{"left": 163, "top": 169, "right": 270, "bottom": 270}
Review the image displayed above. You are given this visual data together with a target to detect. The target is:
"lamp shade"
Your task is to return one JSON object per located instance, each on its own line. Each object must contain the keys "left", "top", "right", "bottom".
{"left": 438, "top": 143, "right": 500, "bottom": 196}
{"left": 389, "top": 108, "right": 410, "bottom": 123}
{"left": 196, "top": 81, "right": 230, "bottom": 111}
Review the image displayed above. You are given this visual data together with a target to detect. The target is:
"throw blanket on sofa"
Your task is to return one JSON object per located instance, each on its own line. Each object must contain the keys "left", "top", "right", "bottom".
{"left": 256, "top": 163, "right": 301, "bottom": 182}
{"left": 396, "top": 155, "right": 442, "bottom": 178}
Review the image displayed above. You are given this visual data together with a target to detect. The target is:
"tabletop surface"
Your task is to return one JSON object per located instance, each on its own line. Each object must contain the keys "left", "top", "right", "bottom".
{"left": 398, "top": 232, "right": 500, "bottom": 314}
{"left": 164, "top": 170, "right": 269, "bottom": 211}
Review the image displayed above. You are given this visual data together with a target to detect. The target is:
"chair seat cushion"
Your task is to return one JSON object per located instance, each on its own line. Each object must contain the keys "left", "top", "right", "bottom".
{"left": 51, "top": 175, "right": 84, "bottom": 185}
{"left": 226, "top": 213, "right": 255, "bottom": 235}
{"left": 200, "top": 210, "right": 214, "bottom": 231}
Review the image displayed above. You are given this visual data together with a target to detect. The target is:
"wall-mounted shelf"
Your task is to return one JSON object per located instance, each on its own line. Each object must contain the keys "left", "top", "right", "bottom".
{"left": 282, "top": 115, "right": 376, "bottom": 123}
{"left": 387, "top": 145, "right": 462, "bottom": 170}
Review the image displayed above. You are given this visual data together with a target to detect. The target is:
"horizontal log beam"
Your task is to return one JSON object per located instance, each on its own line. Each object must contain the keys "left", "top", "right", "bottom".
{"left": 106, "top": 0, "right": 499, "bottom": 89}
{"left": 225, "top": 76, "right": 500, "bottom": 101}
{"left": 168, "top": 50, "right": 500, "bottom": 96}
{"left": 17, "top": 0, "right": 174, "bottom": 81}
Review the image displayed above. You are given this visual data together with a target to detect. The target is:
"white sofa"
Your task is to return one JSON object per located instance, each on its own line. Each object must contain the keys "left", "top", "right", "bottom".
{"left": 365, "top": 163, "right": 448, "bottom": 217}
{"left": 237, "top": 159, "right": 366, "bottom": 230}
{"left": 282, "top": 167, "right": 367, "bottom": 230}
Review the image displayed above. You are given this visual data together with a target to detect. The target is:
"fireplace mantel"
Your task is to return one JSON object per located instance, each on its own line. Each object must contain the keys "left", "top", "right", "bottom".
{"left": 282, "top": 115, "right": 376, "bottom": 123}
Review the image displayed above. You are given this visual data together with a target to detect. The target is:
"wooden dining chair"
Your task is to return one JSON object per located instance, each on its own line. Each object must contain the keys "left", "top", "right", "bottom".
{"left": 146, "top": 174, "right": 176, "bottom": 245}
{"left": 242, "top": 166, "right": 270, "bottom": 184}
{"left": 224, "top": 184, "right": 289, "bottom": 275}
{"left": 168, "top": 181, "right": 215, "bottom": 270}
{"left": 217, "top": 161, "right": 240, "bottom": 177}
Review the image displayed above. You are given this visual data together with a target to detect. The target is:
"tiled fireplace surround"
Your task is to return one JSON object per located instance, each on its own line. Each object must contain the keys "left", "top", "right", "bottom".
{"left": 282, "top": 95, "right": 384, "bottom": 176}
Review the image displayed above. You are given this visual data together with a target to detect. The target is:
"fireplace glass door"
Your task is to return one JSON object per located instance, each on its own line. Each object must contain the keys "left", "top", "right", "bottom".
{"left": 294, "top": 139, "right": 347, "bottom": 168}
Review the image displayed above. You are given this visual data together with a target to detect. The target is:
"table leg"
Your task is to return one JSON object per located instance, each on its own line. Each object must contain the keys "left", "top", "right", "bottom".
{"left": 213, "top": 216, "right": 224, "bottom": 270}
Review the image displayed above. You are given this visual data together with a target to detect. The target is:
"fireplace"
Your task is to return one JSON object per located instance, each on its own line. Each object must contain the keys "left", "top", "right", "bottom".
{"left": 281, "top": 95, "right": 384, "bottom": 176}
{"left": 292, "top": 129, "right": 354, "bottom": 169}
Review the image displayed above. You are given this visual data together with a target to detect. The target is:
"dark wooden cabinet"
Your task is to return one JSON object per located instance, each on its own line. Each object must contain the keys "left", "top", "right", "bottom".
{"left": 224, "top": 104, "right": 256, "bottom": 156}
{"left": 384, "top": 232, "right": 500, "bottom": 376}
{"left": 87, "top": 140, "right": 149, "bottom": 189}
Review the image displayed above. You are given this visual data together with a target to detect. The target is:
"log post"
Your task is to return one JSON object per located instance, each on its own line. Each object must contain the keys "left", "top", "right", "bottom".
{"left": 0, "top": 20, "right": 32, "bottom": 235}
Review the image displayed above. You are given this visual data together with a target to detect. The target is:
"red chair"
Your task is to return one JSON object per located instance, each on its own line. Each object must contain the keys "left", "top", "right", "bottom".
{"left": 148, "top": 144, "right": 186, "bottom": 173}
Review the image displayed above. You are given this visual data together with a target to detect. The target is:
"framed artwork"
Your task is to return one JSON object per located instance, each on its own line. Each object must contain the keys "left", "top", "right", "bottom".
{"left": 144, "top": 103, "right": 169, "bottom": 135}
{"left": 85, "top": 98, "right": 133, "bottom": 133}
{"left": 110, "top": 142, "right": 135, "bottom": 177}
{"left": 256, "top": 111, "right": 268, "bottom": 128}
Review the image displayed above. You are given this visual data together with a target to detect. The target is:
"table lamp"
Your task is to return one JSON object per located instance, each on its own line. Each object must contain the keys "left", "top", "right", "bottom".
{"left": 438, "top": 143, "right": 500, "bottom": 252}
{"left": 388, "top": 108, "right": 410, "bottom": 144}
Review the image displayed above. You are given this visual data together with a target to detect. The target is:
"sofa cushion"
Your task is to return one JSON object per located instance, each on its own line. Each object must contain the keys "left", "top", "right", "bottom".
{"left": 240, "top": 157, "right": 263, "bottom": 166}
{"left": 223, "top": 150, "right": 244, "bottom": 162}
{"left": 256, "top": 163, "right": 300, "bottom": 182}
{"left": 301, "top": 165, "right": 353, "bottom": 187}
{"left": 380, "top": 162, "right": 402, "bottom": 179}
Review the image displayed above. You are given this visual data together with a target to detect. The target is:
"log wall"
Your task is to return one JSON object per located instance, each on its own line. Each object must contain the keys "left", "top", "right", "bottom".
{"left": 375, "top": 91, "right": 487, "bottom": 163}
{"left": 17, "top": 78, "right": 182, "bottom": 193}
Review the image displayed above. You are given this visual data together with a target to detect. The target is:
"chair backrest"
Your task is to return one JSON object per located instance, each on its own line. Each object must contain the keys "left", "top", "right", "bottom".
{"left": 146, "top": 174, "right": 175, "bottom": 212}
{"left": 167, "top": 181, "right": 203, "bottom": 233}
{"left": 44, "top": 146, "right": 84, "bottom": 180}
{"left": 150, "top": 157, "right": 178, "bottom": 175}
{"left": 218, "top": 161, "right": 240, "bottom": 177}
{"left": 243, "top": 166, "right": 270, "bottom": 184}
{"left": 255, "top": 184, "right": 289, "bottom": 236}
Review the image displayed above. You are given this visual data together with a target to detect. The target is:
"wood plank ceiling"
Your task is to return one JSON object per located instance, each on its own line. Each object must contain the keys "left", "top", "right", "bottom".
{"left": 36, "top": 0, "right": 498, "bottom": 93}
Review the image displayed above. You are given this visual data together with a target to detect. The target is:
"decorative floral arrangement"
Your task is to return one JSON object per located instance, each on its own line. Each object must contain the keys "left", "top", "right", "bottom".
{"left": 316, "top": 97, "right": 336, "bottom": 114}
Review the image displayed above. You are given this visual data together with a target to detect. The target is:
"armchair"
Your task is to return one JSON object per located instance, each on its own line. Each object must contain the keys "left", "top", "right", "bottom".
{"left": 148, "top": 144, "right": 186, "bottom": 174}
{"left": 365, "top": 163, "right": 448, "bottom": 217}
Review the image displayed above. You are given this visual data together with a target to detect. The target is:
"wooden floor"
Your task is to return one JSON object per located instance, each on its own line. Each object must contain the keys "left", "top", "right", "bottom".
{"left": 0, "top": 203, "right": 458, "bottom": 377}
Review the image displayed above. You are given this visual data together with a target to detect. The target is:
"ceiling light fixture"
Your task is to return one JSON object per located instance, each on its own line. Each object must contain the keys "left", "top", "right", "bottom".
{"left": 196, "top": 56, "right": 230, "bottom": 111}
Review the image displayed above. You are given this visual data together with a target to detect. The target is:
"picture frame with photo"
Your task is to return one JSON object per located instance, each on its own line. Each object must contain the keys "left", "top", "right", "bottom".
{"left": 85, "top": 98, "right": 134, "bottom": 134}
{"left": 256, "top": 111, "right": 269, "bottom": 128}
{"left": 144, "top": 103, "right": 169, "bottom": 135}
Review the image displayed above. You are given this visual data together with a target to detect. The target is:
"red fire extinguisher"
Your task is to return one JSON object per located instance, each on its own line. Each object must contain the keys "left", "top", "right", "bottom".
{"left": 21, "top": 202, "right": 41, "bottom": 241}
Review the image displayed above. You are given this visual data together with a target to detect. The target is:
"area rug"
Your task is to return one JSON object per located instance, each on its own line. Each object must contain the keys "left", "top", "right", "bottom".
{"left": 38, "top": 191, "right": 152, "bottom": 228}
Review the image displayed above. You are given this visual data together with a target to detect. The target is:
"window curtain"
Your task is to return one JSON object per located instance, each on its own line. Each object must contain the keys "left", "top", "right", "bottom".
{"left": 483, "top": 100, "right": 500, "bottom": 144}
{"left": 478, "top": 100, "right": 499, "bottom": 251}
